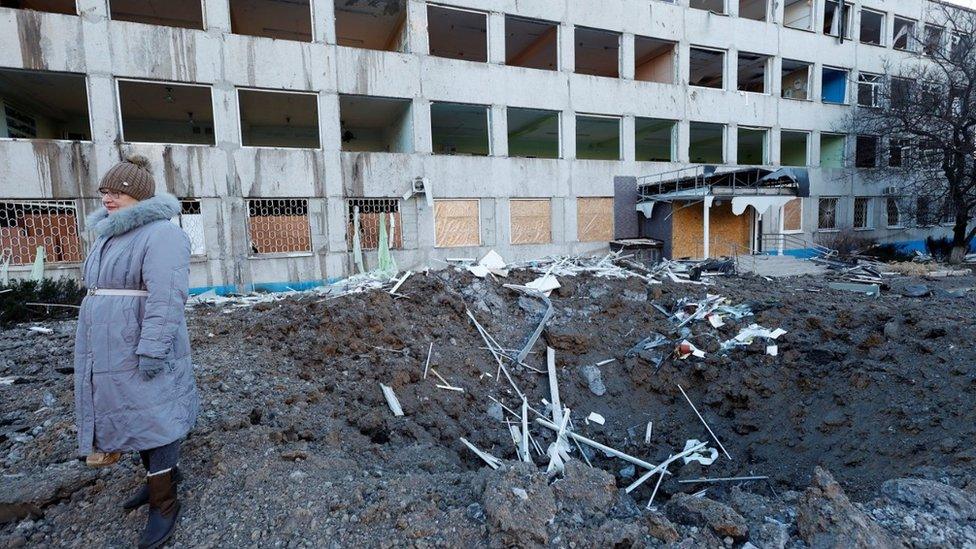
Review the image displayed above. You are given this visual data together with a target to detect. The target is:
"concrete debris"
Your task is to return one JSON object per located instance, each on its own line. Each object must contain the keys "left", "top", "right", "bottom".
{"left": 27, "top": 327, "right": 52, "bottom": 335}
{"left": 828, "top": 281, "right": 881, "bottom": 297}
{"left": 579, "top": 364, "right": 607, "bottom": 396}
{"left": 586, "top": 412, "right": 606, "bottom": 426}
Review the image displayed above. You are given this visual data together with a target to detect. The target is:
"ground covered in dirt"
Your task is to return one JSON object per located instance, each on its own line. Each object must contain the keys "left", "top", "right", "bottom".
{"left": 2, "top": 263, "right": 975, "bottom": 548}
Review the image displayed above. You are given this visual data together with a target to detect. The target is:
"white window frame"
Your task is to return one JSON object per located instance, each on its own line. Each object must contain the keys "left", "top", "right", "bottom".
{"left": 688, "top": 46, "right": 727, "bottom": 90}
{"left": 780, "top": 129, "right": 810, "bottom": 167}
{"left": 575, "top": 113, "right": 623, "bottom": 161}
{"left": 893, "top": 16, "right": 916, "bottom": 52}
{"left": 821, "top": 66, "right": 850, "bottom": 105}
{"left": 922, "top": 24, "right": 944, "bottom": 57}
{"left": 736, "top": 126, "right": 769, "bottom": 165}
{"left": 858, "top": 9, "right": 885, "bottom": 46}
{"left": 823, "top": 0, "right": 853, "bottom": 39}
{"left": 427, "top": 3, "right": 490, "bottom": 62}
{"left": 781, "top": 60, "right": 813, "bottom": 101}
{"left": 688, "top": 121, "right": 726, "bottom": 164}
{"left": 856, "top": 72, "right": 882, "bottom": 108}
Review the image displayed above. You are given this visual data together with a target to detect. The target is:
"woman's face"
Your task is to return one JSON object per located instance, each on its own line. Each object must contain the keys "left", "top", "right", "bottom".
{"left": 100, "top": 189, "right": 140, "bottom": 213}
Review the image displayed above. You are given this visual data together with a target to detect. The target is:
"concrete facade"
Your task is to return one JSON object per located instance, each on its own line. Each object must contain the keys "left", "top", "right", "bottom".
{"left": 0, "top": 0, "right": 956, "bottom": 291}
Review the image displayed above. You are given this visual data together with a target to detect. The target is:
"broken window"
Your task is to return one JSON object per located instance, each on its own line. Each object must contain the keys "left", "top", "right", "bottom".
{"left": 0, "top": 0, "right": 75, "bottom": 15}
{"left": 859, "top": 9, "right": 884, "bottom": 45}
{"left": 784, "top": 0, "right": 813, "bottom": 30}
{"left": 821, "top": 67, "right": 848, "bottom": 104}
{"left": 689, "top": 122, "right": 724, "bottom": 164}
{"left": 576, "top": 115, "right": 620, "bottom": 160}
{"left": 173, "top": 199, "right": 206, "bottom": 256}
{"left": 818, "top": 197, "right": 838, "bottom": 230}
{"left": 238, "top": 89, "right": 319, "bottom": 149}
{"left": 575, "top": 27, "right": 620, "bottom": 78}
{"left": 737, "top": 52, "right": 769, "bottom": 93}
{"left": 229, "top": 0, "right": 311, "bottom": 41}
{"left": 780, "top": 130, "right": 809, "bottom": 166}
{"left": 0, "top": 68, "right": 90, "bottom": 140}
{"left": 635, "top": 117, "right": 675, "bottom": 162}
{"left": 853, "top": 197, "right": 871, "bottom": 229}
{"left": 949, "top": 31, "right": 969, "bottom": 62}
{"left": 109, "top": 0, "right": 204, "bottom": 30}
{"left": 634, "top": 36, "right": 675, "bottom": 84}
{"left": 334, "top": 0, "right": 407, "bottom": 52}
{"left": 689, "top": 47, "right": 724, "bottom": 89}
{"left": 510, "top": 199, "right": 551, "bottom": 245}
{"left": 689, "top": 0, "right": 725, "bottom": 14}
{"left": 781, "top": 60, "right": 811, "bottom": 100}
{"left": 0, "top": 200, "right": 82, "bottom": 265}
{"left": 781, "top": 198, "right": 802, "bottom": 232}
{"left": 820, "top": 133, "right": 845, "bottom": 168}
{"left": 577, "top": 197, "right": 613, "bottom": 242}
{"left": 923, "top": 25, "right": 944, "bottom": 57}
{"left": 919, "top": 139, "right": 943, "bottom": 168}
{"left": 505, "top": 15, "right": 558, "bottom": 71}
{"left": 886, "top": 197, "right": 901, "bottom": 227}
{"left": 246, "top": 198, "right": 311, "bottom": 255}
{"left": 427, "top": 4, "right": 487, "bottom": 62}
{"left": 430, "top": 102, "right": 489, "bottom": 156}
{"left": 857, "top": 73, "right": 881, "bottom": 107}
{"left": 434, "top": 199, "right": 480, "bottom": 248}
{"left": 346, "top": 198, "right": 402, "bottom": 250}
{"left": 737, "top": 127, "right": 767, "bottom": 165}
{"left": 339, "top": 94, "right": 412, "bottom": 153}
{"left": 889, "top": 77, "right": 913, "bottom": 110}
{"left": 823, "top": 1, "right": 852, "bottom": 38}
{"left": 916, "top": 197, "right": 934, "bottom": 226}
{"left": 739, "top": 0, "right": 767, "bottom": 21}
{"left": 893, "top": 17, "right": 915, "bottom": 51}
{"left": 507, "top": 107, "right": 559, "bottom": 159}
{"left": 118, "top": 80, "right": 214, "bottom": 145}
{"left": 855, "top": 136, "right": 878, "bottom": 168}
{"left": 888, "top": 138, "right": 910, "bottom": 167}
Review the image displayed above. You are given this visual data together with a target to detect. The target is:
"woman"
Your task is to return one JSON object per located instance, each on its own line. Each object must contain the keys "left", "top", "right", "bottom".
{"left": 74, "top": 154, "right": 199, "bottom": 549}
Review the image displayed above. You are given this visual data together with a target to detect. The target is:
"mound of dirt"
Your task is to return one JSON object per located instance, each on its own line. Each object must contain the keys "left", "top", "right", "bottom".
{"left": 2, "top": 265, "right": 975, "bottom": 547}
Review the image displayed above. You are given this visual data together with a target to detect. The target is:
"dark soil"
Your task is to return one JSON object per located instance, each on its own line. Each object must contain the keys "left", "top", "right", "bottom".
{"left": 2, "top": 266, "right": 975, "bottom": 547}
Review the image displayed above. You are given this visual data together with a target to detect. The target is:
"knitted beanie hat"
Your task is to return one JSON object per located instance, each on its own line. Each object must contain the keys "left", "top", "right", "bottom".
{"left": 98, "top": 154, "right": 155, "bottom": 201}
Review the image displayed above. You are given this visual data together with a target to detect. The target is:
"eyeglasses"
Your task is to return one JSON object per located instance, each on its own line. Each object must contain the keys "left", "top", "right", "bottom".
{"left": 99, "top": 190, "right": 123, "bottom": 199}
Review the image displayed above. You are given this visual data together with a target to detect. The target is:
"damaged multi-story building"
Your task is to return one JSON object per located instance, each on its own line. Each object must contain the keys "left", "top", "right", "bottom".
{"left": 0, "top": 0, "right": 964, "bottom": 292}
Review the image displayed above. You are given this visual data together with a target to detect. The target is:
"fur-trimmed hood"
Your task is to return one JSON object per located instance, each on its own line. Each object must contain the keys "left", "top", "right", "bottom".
{"left": 86, "top": 193, "right": 180, "bottom": 238}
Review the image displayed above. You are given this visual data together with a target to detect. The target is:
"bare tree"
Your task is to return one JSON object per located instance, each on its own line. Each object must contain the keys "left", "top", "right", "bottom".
{"left": 847, "top": 1, "right": 976, "bottom": 262}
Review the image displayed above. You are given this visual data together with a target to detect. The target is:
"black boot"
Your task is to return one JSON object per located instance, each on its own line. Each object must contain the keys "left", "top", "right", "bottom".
{"left": 137, "top": 469, "right": 181, "bottom": 549}
{"left": 124, "top": 467, "right": 180, "bottom": 511}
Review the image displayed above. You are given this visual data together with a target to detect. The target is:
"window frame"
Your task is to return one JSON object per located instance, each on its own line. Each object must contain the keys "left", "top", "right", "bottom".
{"left": 853, "top": 196, "right": 872, "bottom": 230}
{"left": 817, "top": 196, "right": 840, "bottom": 231}
{"left": 115, "top": 77, "right": 217, "bottom": 147}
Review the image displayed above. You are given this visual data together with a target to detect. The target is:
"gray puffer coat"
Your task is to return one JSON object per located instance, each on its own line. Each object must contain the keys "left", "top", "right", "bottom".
{"left": 74, "top": 193, "right": 199, "bottom": 455}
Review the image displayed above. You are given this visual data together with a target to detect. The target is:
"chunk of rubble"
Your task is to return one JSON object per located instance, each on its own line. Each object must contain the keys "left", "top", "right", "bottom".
{"left": 483, "top": 463, "right": 557, "bottom": 546}
{"left": 665, "top": 493, "right": 750, "bottom": 541}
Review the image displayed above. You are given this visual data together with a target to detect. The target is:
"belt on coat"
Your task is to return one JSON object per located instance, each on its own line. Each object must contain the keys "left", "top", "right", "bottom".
{"left": 87, "top": 287, "right": 150, "bottom": 297}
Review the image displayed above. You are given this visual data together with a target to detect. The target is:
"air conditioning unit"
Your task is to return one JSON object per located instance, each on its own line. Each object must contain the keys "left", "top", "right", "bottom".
{"left": 882, "top": 186, "right": 900, "bottom": 196}
{"left": 402, "top": 176, "right": 434, "bottom": 207}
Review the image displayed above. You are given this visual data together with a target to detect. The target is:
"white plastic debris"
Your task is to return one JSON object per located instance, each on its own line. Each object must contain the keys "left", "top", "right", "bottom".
{"left": 677, "top": 340, "right": 706, "bottom": 359}
{"left": 766, "top": 345, "right": 779, "bottom": 356}
{"left": 469, "top": 250, "right": 509, "bottom": 278}
{"left": 29, "top": 326, "right": 53, "bottom": 335}
{"left": 526, "top": 274, "right": 560, "bottom": 296}
{"left": 586, "top": 412, "right": 606, "bottom": 425}
{"left": 682, "top": 439, "right": 719, "bottom": 466}
{"left": 721, "top": 324, "right": 787, "bottom": 351}
{"left": 707, "top": 314, "right": 725, "bottom": 328}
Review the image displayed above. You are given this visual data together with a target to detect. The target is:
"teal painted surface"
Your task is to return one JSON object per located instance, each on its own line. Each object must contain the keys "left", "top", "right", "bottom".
{"left": 189, "top": 278, "right": 341, "bottom": 296}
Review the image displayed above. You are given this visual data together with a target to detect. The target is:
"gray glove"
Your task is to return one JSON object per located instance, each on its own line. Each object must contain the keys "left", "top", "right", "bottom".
{"left": 138, "top": 355, "right": 167, "bottom": 380}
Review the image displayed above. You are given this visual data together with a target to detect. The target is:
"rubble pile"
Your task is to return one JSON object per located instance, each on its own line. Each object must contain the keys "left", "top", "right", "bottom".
{"left": 2, "top": 256, "right": 975, "bottom": 547}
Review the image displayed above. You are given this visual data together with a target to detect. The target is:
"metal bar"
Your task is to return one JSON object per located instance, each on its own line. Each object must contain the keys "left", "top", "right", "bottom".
{"left": 677, "top": 476, "right": 769, "bottom": 484}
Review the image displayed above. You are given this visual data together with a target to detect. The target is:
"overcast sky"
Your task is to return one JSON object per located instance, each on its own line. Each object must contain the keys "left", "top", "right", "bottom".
{"left": 946, "top": 0, "right": 976, "bottom": 8}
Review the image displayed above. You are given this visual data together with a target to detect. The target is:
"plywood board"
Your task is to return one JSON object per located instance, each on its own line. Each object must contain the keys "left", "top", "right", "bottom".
{"left": 782, "top": 198, "right": 802, "bottom": 231}
{"left": 510, "top": 199, "right": 551, "bottom": 245}
{"left": 434, "top": 199, "right": 480, "bottom": 248}
{"left": 671, "top": 201, "right": 751, "bottom": 259}
{"left": 577, "top": 197, "right": 614, "bottom": 242}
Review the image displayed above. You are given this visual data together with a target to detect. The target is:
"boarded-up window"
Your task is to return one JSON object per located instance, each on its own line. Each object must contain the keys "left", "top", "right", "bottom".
{"left": 247, "top": 199, "right": 311, "bottom": 255}
{"left": 510, "top": 199, "right": 551, "bottom": 245}
{"left": 346, "top": 198, "right": 402, "bottom": 250}
{"left": 0, "top": 200, "right": 83, "bottom": 265}
{"left": 577, "top": 198, "right": 613, "bottom": 242}
{"left": 782, "top": 198, "right": 802, "bottom": 232}
{"left": 434, "top": 199, "right": 480, "bottom": 248}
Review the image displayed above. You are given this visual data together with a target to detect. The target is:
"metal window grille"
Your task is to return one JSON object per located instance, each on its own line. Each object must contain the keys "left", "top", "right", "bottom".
{"left": 3, "top": 103, "right": 37, "bottom": 138}
{"left": 818, "top": 197, "right": 838, "bottom": 229}
{"left": 346, "top": 198, "right": 402, "bottom": 250}
{"left": 246, "top": 198, "right": 312, "bottom": 255}
{"left": 886, "top": 198, "right": 901, "bottom": 227}
{"left": 171, "top": 199, "right": 206, "bottom": 256}
{"left": 916, "top": 197, "right": 933, "bottom": 227}
{"left": 0, "top": 200, "right": 83, "bottom": 265}
{"left": 853, "top": 197, "right": 870, "bottom": 229}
